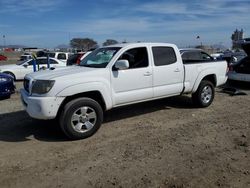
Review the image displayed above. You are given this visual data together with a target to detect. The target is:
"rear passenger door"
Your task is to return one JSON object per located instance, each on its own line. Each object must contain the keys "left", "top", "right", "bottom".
{"left": 152, "top": 46, "right": 184, "bottom": 97}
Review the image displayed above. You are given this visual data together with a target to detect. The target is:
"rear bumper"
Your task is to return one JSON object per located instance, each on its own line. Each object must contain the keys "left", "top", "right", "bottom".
{"left": 20, "top": 89, "right": 65, "bottom": 120}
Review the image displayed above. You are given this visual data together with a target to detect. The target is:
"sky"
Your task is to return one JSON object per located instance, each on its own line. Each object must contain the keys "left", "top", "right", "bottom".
{"left": 0, "top": 0, "right": 249, "bottom": 48}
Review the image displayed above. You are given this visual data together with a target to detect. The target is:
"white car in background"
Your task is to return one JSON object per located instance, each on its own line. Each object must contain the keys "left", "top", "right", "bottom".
{"left": 47, "top": 52, "right": 72, "bottom": 63}
{"left": 20, "top": 54, "right": 33, "bottom": 61}
{"left": 80, "top": 51, "right": 92, "bottom": 61}
{"left": 0, "top": 57, "right": 66, "bottom": 80}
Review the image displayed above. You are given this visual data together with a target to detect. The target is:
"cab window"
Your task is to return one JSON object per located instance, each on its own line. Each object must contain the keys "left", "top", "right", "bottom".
{"left": 118, "top": 47, "right": 148, "bottom": 69}
{"left": 152, "top": 47, "right": 177, "bottom": 66}
{"left": 58, "top": 53, "right": 66, "bottom": 60}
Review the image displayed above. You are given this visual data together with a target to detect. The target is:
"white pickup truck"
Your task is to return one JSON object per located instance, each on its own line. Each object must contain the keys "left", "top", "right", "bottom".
{"left": 20, "top": 43, "right": 228, "bottom": 139}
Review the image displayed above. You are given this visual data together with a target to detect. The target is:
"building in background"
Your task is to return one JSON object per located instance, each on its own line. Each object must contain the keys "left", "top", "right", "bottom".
{"left": 231, "top": 29, "right": 244, "bottom": 50}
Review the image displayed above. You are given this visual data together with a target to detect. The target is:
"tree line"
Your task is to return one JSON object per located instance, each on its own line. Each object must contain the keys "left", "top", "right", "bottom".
{"left": 70, "top": 38, "right": 119, "bottom": 50}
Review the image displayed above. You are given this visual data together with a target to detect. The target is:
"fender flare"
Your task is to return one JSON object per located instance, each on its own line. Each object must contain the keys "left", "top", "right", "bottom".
{"left": 192, "top": 69, "right": 217, "bottom": 92}
{"left": 56, "top": 82, "right": 113, "bottom": 110}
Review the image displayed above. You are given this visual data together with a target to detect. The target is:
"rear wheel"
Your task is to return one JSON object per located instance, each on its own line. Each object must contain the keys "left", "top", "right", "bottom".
{"left": 192, "top": 80, "right": 215, "bottom": 107}
{"left": 59, "top": 97, "right": 103, "bottom": 140}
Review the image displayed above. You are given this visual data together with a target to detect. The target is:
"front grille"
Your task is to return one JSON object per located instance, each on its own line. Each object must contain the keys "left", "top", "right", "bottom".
{"left": 23, "top": 78, "right": 30, "bottom": 93}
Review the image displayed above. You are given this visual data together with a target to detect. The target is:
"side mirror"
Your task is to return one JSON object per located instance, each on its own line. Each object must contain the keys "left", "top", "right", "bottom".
{"left": 114, "top": 59, "right": 129, "bottom": 70}
{"left": 23, "top": 62, "right": 28, "bottom": 68}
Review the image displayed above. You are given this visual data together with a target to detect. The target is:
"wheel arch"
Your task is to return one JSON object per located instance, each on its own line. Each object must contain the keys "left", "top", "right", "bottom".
{"left": 193, "top": 73, "right": 217, "bottom": 93}
{"left": 56, "top": 90, "right": 106, "bottom": 119}
{"left": 202, "top": 74, "right": 217, "bottom": 86}
{"left": 2, "top": 71, "right": 16, "bottom": 80}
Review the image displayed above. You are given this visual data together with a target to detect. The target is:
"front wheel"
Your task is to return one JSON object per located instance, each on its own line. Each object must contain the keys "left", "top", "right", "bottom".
{"left": 59, "top": 98, "right": 103, "bottom": 140}
{"left": 192, "top": 80, "right": 215, "bottom": 107}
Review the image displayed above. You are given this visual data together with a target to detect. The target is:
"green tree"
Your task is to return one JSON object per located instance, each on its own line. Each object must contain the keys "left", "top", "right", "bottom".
{"left": 70, "top": 38, "right": 97, "bottom": 51}
{"left": 103, "top": 39, "right": 118, "bottom": 46}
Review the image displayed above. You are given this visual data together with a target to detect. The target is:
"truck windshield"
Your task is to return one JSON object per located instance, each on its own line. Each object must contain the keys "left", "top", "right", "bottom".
{"left": 80, "top": 47, "right": 121, "bottom": 68}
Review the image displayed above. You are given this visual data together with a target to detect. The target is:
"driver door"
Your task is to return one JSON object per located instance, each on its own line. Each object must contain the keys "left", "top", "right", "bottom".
{"left": 111, "top": 47, "right": 153, "bottom": 106}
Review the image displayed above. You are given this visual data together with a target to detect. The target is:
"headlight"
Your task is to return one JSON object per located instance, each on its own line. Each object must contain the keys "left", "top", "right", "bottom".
{"left": 31, "top": 80, "right": 55, "bottom": 94}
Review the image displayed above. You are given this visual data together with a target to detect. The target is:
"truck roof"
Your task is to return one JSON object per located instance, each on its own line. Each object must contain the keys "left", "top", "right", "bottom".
{"left": 179, "top": 48, "right": 203, "bottom": 52}
{"left": 104, "top": 42, "right": 176, "bottom": 48}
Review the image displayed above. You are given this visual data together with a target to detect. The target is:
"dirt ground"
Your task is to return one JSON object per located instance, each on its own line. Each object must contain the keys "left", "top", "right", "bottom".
{"left": 0, "top": 80, "right": 250, "bottom": 188}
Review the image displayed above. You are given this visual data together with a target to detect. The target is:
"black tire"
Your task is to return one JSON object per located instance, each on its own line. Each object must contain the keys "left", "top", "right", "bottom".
{"left": 3, "top": 72, "right": 16, "bottom": 80}
{"left": 192, "top": 80, "right": 215, "bottom": 107}
{"left": 59, "top": 97, "right": 103, "bottom": 140}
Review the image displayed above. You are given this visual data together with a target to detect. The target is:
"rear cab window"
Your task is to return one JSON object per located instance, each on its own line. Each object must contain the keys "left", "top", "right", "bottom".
{"left": 152, "top": 47, "right": 177, "bottom": 66}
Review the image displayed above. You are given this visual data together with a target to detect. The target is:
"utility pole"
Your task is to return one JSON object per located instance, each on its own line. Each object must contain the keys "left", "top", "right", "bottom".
{"left": 196, "top": 35, "right": 202, "bottom": 47}
{"left": 3, "top": 35, "right": 6, "bottom": 49}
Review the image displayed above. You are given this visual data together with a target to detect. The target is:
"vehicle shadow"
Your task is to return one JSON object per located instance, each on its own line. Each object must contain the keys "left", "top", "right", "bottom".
{"left": 0, "top": 96, "right": 10, "bottom": 101}
{"left": 0, "top": 96, "right": 194, "bottom": 142}
{"left": 0, "top": 111, "right": 67, "bottom": 142}
{"left": 104, "top": 95, "right": 194, "bottom": 123}
{"left": 223, "top": 80, "right": 250, "bottom": 91}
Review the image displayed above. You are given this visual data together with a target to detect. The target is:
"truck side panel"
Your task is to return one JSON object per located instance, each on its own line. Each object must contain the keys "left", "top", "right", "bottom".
{"left": 184, "top": 61, "right": 227, "bottom": 93}
{"left": 56, "top": 82, "right": 113, "bottom": 110}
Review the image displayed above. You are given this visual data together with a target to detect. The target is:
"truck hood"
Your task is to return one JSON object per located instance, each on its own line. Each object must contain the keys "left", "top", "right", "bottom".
{"left": 26, "top": 66, "right": 103, "bottom": 80}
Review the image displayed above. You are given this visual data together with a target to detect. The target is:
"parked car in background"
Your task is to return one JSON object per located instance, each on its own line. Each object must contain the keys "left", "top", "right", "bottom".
{"left": 180, "top": 48, "right": 215, "bottom": 63}
{"left": 0, "top": 73, "right": 15, "bottom": 98}
{"left": 210, "top": 53, "right": 224, "bottom": 60}
{"left": 228, "top": 40, "right": 250, "bottom": 82}
{"left": 19, "top": 54, "right": 33, "bottom": 61}
{"left": 46, "top": 52, "right": 72, "bottom": 63}
{"left": 0, "top": 54, "right": 7, "bottom": 61}
{"left": 0, "top": 57, "right": 66, "bottom": 80}
{"left": 80, "top": 51, "right": 92, "bottom": 61}
{"left": 66, "top": 52, "right": 85, "bottom": 66}
{"left": 67, "top": 51, "right": 93, "bottom": 66}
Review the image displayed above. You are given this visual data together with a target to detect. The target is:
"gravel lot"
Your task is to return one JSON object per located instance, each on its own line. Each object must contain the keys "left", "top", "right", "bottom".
{"left": 0, "top": 81, "right": 250, "bottom": 188}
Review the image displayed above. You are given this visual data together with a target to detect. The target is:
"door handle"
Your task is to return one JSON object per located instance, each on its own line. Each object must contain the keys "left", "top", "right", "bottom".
{"left": 143, "top": 72, "right": 152, "bottom": 76}
{"left": 174, "top": 68, "right": 180, "bottom": 72}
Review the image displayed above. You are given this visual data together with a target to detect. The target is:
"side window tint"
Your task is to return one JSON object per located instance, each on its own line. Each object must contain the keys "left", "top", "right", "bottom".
{"left": 182, "top": 51, "right": 201, "bottom": 63}
{"left": 190, "top": 52, "right": 201, "bottom": 61}
{"left": 182, "top": 52, "right": 189, "bottom": 61}
{"left": 152, "top": 47, "right": 177, "bottom": 66}
{"left": 58, "top": 53, "right": 66, "bottom": 60}
{"left": 118, "top": 47, "right": 148, "bottom": 69}
{"left": 37, "top": 59, "right": 47, "bottom": 65}
{"left": 28, "top": 60, "right": 33, "bottom": 65}
{"left": 48, "top": 53, "right": 55, "bottom": 58}
{"left": 49, "top": 59, "right": 58, "bottom": 64}
{"left": 201, "top": 52, "right": 212, "bottom": 60}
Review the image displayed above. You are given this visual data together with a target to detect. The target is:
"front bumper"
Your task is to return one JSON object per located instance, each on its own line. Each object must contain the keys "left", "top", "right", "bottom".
{"left": 0, "top": 83, "right": 15, "bottom": 97}
{"left": 20, "top": 89, "right": 65, "bottom": 120}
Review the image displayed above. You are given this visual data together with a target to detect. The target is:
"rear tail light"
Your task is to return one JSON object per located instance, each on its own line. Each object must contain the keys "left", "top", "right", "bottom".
{"left": 229, "top": 65, "right": 233, "bottom": 71}
{"left": 228, "top": 62, "right": 233, "bottom": 71}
